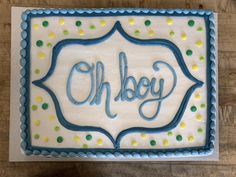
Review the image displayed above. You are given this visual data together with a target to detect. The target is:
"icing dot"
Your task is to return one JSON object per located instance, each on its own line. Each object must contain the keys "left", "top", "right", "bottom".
{"left": 169, "top": 31, "right": 175, "bottom": 37}
{"left": 38, "top": 52, "right": 46, "bottom": 60}
{"left": 188, "top": 20, "right": 195, "bottom": 27}
{"left": 131, "top": 140, "right": 138, "bottom": 147}
{"left": 134, "top": 30, "right": 140, "bottom": 36}
{"left": 163, "top": 139, "right": 169, "bottom": 146}
{"left": 54, "top": 126, "right": 60, "bottom": 132}
{"left": 34, "top": 134, "right": 40, "bottom": 140}
{"left": 195, "top": 93, "right": 201, "bottom": 100}
{"left": 48, "top": 115, "right": 55, "bottom": 122}
{"left": 31, "top": 105, "right": 37, "bottom": 111}
{"left": 200, "top": 103, "right": 206, "bottom": 108}
{"left": 35, "top": 96, "right": 43, "bottom": 103}
{"left": 140, "top": 133, "right": 147, "bottom": 139}
{"left": 144, "top": 20, "right": 151, "bottom": 26}
{"left": 43, "top": 137, "right": 49, "bottom": 143}
{"left": 34, "top": 120, "right": 40, "bottom": 126}
{"left": 78, "top": 29, "right": 84, "bottom": 36}
{"left": 150, "top": 140, "right": 156, "bottom": 146}
{"left": 180, "top": 122, "right": 186, "bottom": 129}
{"left": 181, "top": 33, "right": 187, "bottom": 40}
{"left": 197, "top": 27, "right": 203, "bottom": 32}
{"left": 197, "top": 128, "right": 204, "bottom": 134}
{"left": 36, "top": 40, "right": 43, "bottom": 47}
{"left": 100, "top": 20, "right": 106, "bottom": 27}
{"left": 196, "top": 114, "right": 203, "bottom": 122}
{"left": 176, "top": 135, "right": 183, "bottom": 141}
{"left": 186, "top": 49, "right": 193, "bottom": 56}
{"left": 73, "top": 135, "right": 80, "bottom": 143}
{"left": 75, "top": 20, "right": 82, "bottom": 27}
{"left": 129, "top": 19, "right": 135, "bottom": 26}
{"left": 89, "top": 25, "right": 96, "bottom": 30}
{"left": 166, "top": 18, "right": 173, "bottom": 25}
{"left": 58, "top": 18, "right": 65, "bottom": 25}
{"left": 167, "top": 131, "right": 173, "bottom": 136}
{"left": 34, "top": 69, "right": 40, "bottom": 74}
{"left": 196, "top": 41, "right": 203, "bottom": 48}
{"left": 48, "top": 31, "right": 56, "bottom": 39}
{"left": 47, "top": 43, "right": 52, "bottom": 48}
{"left": 33, "top": 24, "right": 39, "bottom": 30}
{"left": 148, "top": 30, "right": 155, "bottom": 37}
{"left": 63, "top": 30, "right": 69, "bottom": 35}
{"left": 191, "top": 105, "right": 197, "bottom": 112}
{"left": 42, "top": 103, "right": 49, "bottom": 110}
{"left": 42, "top": 21, "right": 49, "bottom": 27}
{"left": 199, "top": 56, "right": 205, "bottom": 61}
{"left": 86, "top": 134, "right": 92, "bottom": 141}
{"left": 57, "top": 136, "right": 63, "bottom": 143}
{"left": 188, "top": 135, "right": 194, "bottom": 143}
{"left": 192, "top": 64, "right": 199, "bottom": 71}
{"left": 97, "top": 138, "right": 103, "bottom": 146}
{"left": 83, "top": 144, "right": 88, "bottom": 148}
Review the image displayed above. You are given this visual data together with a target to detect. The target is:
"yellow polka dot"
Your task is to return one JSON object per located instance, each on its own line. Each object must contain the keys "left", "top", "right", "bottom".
{"left": 35, "top": 96, "right": 43, "bottom": 103}
{"left": 48, "top": 31, "right": 56, "bottom": 39}
{"left": 181, "top": 33, "right": 187, "bottom": 40}
{"left": 188, "top": 135, "right": 194, "bottom": 143}
{"left": 58, "top": 18, "right": 65, "bottom": 25}
{"left": 100, "top": 20, "right": 106, "bottom": 27}
{"left": 78, "top": 29, "right": 84, "bottom": 36}
{"left": 73, "top": 136, "right": 80, "bottom": 143}
{"left": 129, "top": 19, "right": 135, "bottom": 26}
{"left": 38, "top": 52, "right": 46, "bottom": 60}
{"left": 196, "top": 114, "right": 203, "bottom": 122}
{"left": 43, "top": 137, "right": 49, "bottom": 143}
{"left": 195, "top": 93, "right": 201, "bottom": 100}
{"left": 34, "top": 120, "right": 40, "bottom": 126}
{"left": 163, "top": 139, "right": 169, "bottom": 146}
{"left": 148, "top": 30, "right": 155, "bottom": 37}
{"left": 180, "top": 122, "right": 186, "bottom": 129}
{"left": 49, "top": 115, "right": 55, "bottom": 122}
{"left": 196, "top": 41, "right": 203, "bottom": 48}
{"left": 192, "top": 64, "right": 199, "bottom": 71}
{"left": 140, "top": 133, "right": 147, "bottom": 140}
{"left": 166, "top": 18, "right": 173, "bottom": 25}
{"left": 33, "top": 24, "right": 39, "bottom": 30}
{"left": 97, "top": 138, "right": 103, "bottom": 146}
{"left": 131, "top": 140, "right": 138, "bottom": 147}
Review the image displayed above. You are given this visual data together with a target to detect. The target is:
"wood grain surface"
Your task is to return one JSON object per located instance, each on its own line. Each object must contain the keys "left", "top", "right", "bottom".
{"left": 1, "top": 0, "right": 236, "bottom": 177}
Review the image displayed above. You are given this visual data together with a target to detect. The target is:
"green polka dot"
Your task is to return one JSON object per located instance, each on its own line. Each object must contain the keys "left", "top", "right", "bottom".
{"left": 75, "top": 20, "right": 82, "bottom": 27}
{"left": 176, "top": 135, "right": 183, "bottom": 141}
{"left": 169, "top": 31, "right": 175, "bottom": 37}
{"left": 186, "top": 49, "right": 193, "bottom": 56}
{"left": 144, "top": 20, "right": 151, "bottom": 26}
{"left": 57, "top": 136, "right": 63, "bottom": 143}
{"left": 31, "top": 105, "right": 37, "bottom": 111}
{"left": 83, "top": 144, "right": 88, "bottom": 148}
{"left": 89, "top": 25, "right": 96, "bottom": 30}
{"left": 54, "top": 126, "right": 60, "bottom": 132}
{"left": 42, "top": 21, "right": 49, "bottom": 27}
{"left": 197, "top": 27, "right": 203, "bottom": 32}
{"left": 34, "top": 134, "right": 40, "bottom": 139}
{"left": 42, "top": 103, "right": 48, "bottom": 110}
{"left": 199, "top": 56, "right": 205, "bottom": 61}
{"left": 167, "top": 131, "right": 173, "bottom": 136}
{"left": 134, "top": 30, "right": 140, "bottom": 36}
{"left": 34, "top": 69, "right": 40, "bottom": 74}
{"left": 188, "top": 20, "right": 195, "bottom": 27}
{"left": 150, "top": 140, "right": 156, "bottom": 146}
{"left": 191, "top": 105, "right": 197, "bottom": 112}
{"left": 47, "top": 43, "right": 52, "bottom": 48}
{"left": 200, "top": 103, "right": 206, "bottom": 108}
{"left": 63, "top": 30, "right": 69, "bottom": 35}
{"left": 86, "top": 134, "right": 92, "bottom": 141}
{"left": 36, "top": 40, "right": 43, "bottom": 47}
{"left": 197, "top": 128, "right": 203, "bottom": 134}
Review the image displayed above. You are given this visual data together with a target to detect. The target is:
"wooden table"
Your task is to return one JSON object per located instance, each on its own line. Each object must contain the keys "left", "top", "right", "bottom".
{"left": 1, "top": 0, "right": 236, "bottom": 176}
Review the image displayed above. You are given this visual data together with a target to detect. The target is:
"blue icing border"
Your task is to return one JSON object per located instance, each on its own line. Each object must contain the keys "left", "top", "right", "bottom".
{"left": 19, "top": 8, "right": 217, "bottom": 158}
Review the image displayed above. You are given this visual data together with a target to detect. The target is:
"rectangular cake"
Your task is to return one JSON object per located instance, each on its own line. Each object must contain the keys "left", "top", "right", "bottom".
{"left": 19, "top": 9, "right": 217, "bottom": 158}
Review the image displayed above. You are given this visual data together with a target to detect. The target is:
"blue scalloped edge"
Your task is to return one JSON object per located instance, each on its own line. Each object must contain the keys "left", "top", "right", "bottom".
{"left": 19, "top": 8, "right": 216, "bottom": 159}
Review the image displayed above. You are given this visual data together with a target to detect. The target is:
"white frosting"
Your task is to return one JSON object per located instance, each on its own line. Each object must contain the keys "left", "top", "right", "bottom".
{"left": 29, "top": 16, "right": 207, "bottom": 149}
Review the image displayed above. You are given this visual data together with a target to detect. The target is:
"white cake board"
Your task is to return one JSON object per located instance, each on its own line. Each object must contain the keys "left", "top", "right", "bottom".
{"left": 9, "top": 7, "right": 219, "bottom": 161}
